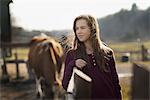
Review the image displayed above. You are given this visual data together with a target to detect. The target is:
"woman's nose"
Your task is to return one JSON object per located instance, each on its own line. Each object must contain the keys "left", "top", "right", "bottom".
{"left": 76, "top": 28, "right": 82, "bottom": 34}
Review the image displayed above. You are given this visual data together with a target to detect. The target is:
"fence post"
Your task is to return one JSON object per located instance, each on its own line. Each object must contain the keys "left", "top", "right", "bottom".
{"left": 141, "top": 44, "right": 148, "bottom": 61}
{"left": 1, "top": 56, "right": 9, "bottom": 83}
{"left": 131, "top": 63, "right": 149, "bottom": 99}
{"left": 14, "top": 52, "right": 20, "bottom": 79}
{"left": 0, "top": 0, "right": 12, "bottom": 83}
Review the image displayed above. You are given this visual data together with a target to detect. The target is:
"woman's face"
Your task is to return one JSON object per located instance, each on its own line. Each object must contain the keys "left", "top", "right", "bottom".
{"left": 75, "top": 19, "right": 91, "bottom": 42}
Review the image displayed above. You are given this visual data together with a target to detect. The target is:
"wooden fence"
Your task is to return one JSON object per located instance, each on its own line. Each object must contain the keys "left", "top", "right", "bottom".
{"left": 131, "top": 63, "right": 150, "bottom": 99}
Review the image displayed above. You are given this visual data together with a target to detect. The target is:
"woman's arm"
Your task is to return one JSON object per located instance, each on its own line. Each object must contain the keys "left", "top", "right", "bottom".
{"left": 62, "top": 50, "right": 75, "bottom": 90}
{"left": 109, "top": 54, "right": 122, "bottom": 99}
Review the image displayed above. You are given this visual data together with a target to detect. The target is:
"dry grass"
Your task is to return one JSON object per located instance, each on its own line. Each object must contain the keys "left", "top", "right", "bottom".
{"left": 0, "top": 64, "right": 29, "bottom": 80}
{"left": 120, "top": 77, "right": 132, "bottom": 100}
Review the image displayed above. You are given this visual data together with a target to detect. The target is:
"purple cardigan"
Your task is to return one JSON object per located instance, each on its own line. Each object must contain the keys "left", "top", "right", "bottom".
{"left": 62, "top": 49, "right": 122, "bottom": 99}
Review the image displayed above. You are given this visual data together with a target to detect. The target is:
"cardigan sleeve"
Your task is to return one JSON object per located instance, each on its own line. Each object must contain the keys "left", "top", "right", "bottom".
{"left": 109, "top": 54, "right": 122, "bottom": 99}
{"left": 62, "top": 50, "right": 75, "bottom": 91}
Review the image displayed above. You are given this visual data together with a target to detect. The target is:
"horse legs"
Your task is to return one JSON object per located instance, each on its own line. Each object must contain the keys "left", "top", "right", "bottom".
{"left": 41, "top": 78, "right": 54, "bottom": 99}
{"left": 35, "top": 76, "right": 54, "bottom": 99}
{"left": 35, "top": 77, "right": 44, "bottom": 98}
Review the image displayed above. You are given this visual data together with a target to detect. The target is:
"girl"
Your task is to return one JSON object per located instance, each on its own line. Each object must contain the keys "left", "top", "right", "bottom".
{"left": 62, "top": 15, "right": 122, "bottom": 99}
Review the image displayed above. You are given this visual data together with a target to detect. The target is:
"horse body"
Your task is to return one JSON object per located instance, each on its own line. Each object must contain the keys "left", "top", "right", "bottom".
{"left": 28, "top": 34, "right": 64, "bottom": 98}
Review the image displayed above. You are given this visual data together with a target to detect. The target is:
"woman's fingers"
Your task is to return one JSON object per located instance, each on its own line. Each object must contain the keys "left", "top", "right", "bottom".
{"left": 75, "top": 59, "right": 87, "bottom": 69}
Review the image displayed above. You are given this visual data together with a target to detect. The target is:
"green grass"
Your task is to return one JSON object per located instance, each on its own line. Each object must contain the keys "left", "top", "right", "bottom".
{"left": 3, "top": 40, "right": 150, "bottom": 59}
{"left": 144, "top": 40, "right": 150, "bottom": 49}
{"left": 5, "top": 48, "right": 29, "bottom": 60}
{"left": 109, "top": 40, "right": 150, "bottom": 51}
{"left": 109, "top": 40, "right": 150, "bottom": 62}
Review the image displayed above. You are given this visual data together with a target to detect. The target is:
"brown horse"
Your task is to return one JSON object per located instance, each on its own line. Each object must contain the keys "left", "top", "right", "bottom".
{"left": 28, "top": 34, "right": 64, "bottom": 99}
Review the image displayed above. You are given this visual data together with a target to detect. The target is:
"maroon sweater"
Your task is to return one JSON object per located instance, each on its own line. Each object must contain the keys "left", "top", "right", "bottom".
{"left": 62, "top": 49, "right": 122, "bottom": 100}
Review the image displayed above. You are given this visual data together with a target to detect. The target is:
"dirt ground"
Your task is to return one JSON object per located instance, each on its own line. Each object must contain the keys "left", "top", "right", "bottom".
{"left": 0, "top": 81, "right": 38, "bottom": 100}
{"left": 0, "top": 64, "right": 39, "bottom": 100}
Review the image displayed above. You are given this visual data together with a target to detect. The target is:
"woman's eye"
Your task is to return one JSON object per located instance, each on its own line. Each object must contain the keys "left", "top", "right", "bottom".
{"left": 75, "top": 27, "right": 79, "bottom": 30}
{"left": 81, "top": 27, "right": 86, "bottom": 29}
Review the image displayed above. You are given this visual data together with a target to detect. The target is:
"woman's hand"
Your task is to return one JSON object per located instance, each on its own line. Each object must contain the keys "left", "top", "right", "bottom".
{"left": 75, "top": 59, "right": 87, "bottom": 69}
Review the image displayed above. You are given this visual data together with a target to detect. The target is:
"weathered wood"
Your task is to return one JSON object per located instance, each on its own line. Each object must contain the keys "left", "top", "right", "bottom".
{"left": 1, "top": 0, "right": 12, "bottom": 43}
{"left": 141, "top": 44, "right": 148, "bottom": 61}
{"left": 131, "top": 63, "right": 150, "bottom": 99}
{"left": 0, "top": 42, "right": 30, "bottom": 48}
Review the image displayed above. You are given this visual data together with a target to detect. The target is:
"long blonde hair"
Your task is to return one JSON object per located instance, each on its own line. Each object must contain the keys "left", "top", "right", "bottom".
{"left": 72, "top": 15, "right": 113, "bottom": 71}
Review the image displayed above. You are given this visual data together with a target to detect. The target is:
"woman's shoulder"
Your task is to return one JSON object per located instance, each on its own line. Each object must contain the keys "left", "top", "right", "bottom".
{"left": 65, "top": 49, "right": 76, "bottom": 61}
{"left": 102, "top": 42, "right": 114, "bottom": 56}
{"left": 65, "top": 48, "right": 76, "bottom": 58}
{"left": 66, "top": 48, "right": 75, "bottom": 54}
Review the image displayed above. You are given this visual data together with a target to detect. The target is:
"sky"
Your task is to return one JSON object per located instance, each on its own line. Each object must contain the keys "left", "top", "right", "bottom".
{"left": 10, "top": 0, "right": 150, "bottom": 31}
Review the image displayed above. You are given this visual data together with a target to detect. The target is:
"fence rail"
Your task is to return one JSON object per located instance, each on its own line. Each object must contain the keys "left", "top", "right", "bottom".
{"left": 0, "top": 42, "right": 30, "bottom": 48}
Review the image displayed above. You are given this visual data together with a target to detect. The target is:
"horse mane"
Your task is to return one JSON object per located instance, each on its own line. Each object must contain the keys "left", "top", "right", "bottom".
{"left": 30, "top": 33, "right": 63, "bottom": 57}
{"left": 31, "top": 33, "right": 50, "bottom": 42}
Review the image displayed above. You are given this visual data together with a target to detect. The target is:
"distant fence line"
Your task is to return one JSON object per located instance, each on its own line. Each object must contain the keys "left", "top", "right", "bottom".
{"left": 0, "top": 42, "right": 149, "bottom": 62}
{"left": 0, "top": 42, "right": 30, "bottom": 82}
{"left": 0, "top": 42, "right": 30, "bottom": 48}
{"left": 114, "top": 49, "right": 150, "bottom": 62}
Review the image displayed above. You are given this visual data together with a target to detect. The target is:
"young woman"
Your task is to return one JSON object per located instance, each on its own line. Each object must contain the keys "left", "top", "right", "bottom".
{"left": 62, "top": 15, "right": 122, "bottom": 99}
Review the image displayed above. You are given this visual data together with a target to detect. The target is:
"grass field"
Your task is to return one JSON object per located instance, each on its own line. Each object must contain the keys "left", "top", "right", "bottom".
{"left": 109, "top": 40, "right": 150, "bottom": 63}
{"left": 109, "top": 40, "right": 150, "bottom": 51}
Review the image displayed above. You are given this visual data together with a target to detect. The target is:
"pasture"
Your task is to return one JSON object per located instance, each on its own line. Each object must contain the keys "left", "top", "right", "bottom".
{"left": 0, "top": 40, "right": 150, "bottom": 100}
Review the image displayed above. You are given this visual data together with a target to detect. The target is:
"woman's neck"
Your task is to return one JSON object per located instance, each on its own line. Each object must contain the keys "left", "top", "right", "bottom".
{"left": 84, "top": 40, "right": 93, "bottom": 54}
